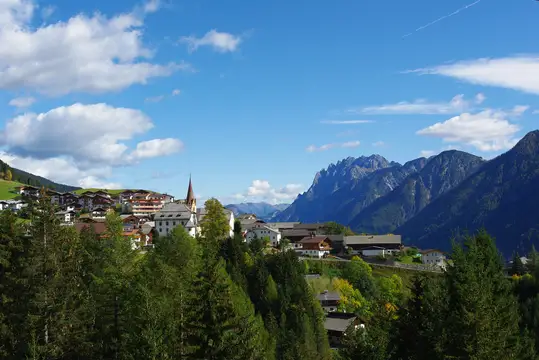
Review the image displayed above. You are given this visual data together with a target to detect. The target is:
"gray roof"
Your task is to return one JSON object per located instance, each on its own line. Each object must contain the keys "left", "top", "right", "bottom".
{"left": 344, "top": 234, "right": 401, "bottom": 246}
{"left": 316, "top": 291, "right": 341, "bottom": 302}
{"left": 155, "top": 202, "right": 192, "bottom": 220}
{"left": 265, "top": 222, "right": 300, "bottom": 230}
{"left": 324, "top": 317, "right": 356, "bottom": 333}
{"left": 185, "top": 220, "right": 195, "bottom": 228}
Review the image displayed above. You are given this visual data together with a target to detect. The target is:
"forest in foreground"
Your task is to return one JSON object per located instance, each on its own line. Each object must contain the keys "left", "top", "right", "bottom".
{"left": 2, "top": 198, "right": 539, "bottom": 359}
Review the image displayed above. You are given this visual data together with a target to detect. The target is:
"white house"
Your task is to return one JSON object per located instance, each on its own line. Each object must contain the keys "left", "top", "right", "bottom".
{"left": 421, "top": 249, "right": 447, "bottom": 268}
{"left": 246, "top": 224, "right": 282, "bottom": 247}
{"left": 56, "top": 210, "right": 76, "bottom": 224}
{"left": 295, "top": 235, "right": 332, "bottom": 258}
{"left": 154, "top": 202, "right": 197, "bottom": 237}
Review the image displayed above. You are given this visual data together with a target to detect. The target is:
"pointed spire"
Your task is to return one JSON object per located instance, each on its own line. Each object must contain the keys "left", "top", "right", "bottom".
{"left": 186, "top": 174, "right": 195, "bottom": 205}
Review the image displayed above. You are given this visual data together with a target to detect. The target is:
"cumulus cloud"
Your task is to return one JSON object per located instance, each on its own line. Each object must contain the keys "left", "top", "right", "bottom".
{"left": 0, "top": 151, "right": 121, "bottom": 188}
{"left": 232, "top": 180, "right": 303, "bottom": 204}
{"left": 0, "top": 103, "right": 183, "bottom": 186}
{"left": 0, "top": 0, "right": 190, "bottom": 96}
{"left": 306, "top": 140, "right": 360, "bottom": 152}
{"left": 129, "top": 138, "right": 184, "bottom": 160}
{"left": 180, "top": 29, "right": 242, "bottom": 53}
{"left": 409, "top": 56, "right": 539, "bottom": 95}
{"left": 8, "top": 96, "right": 35, "bottom": 108}
{"left": 354, "top": 94, "right": 480, "bottom": 115}
{"left": 417, "top": 109, "right": 521, "bottom": 152}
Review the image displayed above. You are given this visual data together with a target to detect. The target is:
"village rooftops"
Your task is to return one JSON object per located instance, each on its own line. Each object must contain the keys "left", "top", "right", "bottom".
{"left": 344, "top": 234, "right": 401, "bottom": 245}
{"left": 265, "top": 222, "right": 300, "bottom": 230}
{"left": 74, "top": 222, "right": 107, "bottom": 235}
{"left": 293, "top": 223, "right": 326, "bottom": 230}
{"left": 299, "top": 235, "right": 331, "bottom": 244}
{"left": 316, "top": 290, "right": 340, "bottom": 302}
{"left": 155, "top": 202, "right": 192, "bottom": 220}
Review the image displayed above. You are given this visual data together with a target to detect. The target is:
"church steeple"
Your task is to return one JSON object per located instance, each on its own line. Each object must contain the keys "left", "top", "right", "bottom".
{"left": 186, "top": 174, "right": 196, "bottom": 212}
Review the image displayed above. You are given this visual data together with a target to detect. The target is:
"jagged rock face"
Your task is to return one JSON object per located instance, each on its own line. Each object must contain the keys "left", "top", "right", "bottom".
{"left": 349, "top": 151, "right": 485, "bottom": 235}
{"left": 272, "top": 155, "right": 426, "bottom": 224}
{"left": 397, "top": 130, "right": 539, "bottom": 257}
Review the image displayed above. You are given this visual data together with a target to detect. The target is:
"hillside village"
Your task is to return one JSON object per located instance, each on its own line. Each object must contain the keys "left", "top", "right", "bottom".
{"left": 3, "top": 177, "right": 449, "bottom": 271}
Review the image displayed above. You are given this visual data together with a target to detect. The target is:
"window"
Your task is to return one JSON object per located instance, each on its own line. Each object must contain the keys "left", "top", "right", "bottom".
{"left": 159, "top": 228, "right": 162, "bottom": 233}
{"left": 172, "top": 221, "right": 176, "bottom": 226}
{"left": 166, "top": 221, "right": 169, "bottom": 226}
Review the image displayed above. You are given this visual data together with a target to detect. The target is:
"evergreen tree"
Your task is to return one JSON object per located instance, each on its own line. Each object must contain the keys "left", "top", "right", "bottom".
{"left": 443, "top": 230, "right": 531, "bottom": 359}
{"left": 0, "top": 210, "right": 30, "bottom": 359}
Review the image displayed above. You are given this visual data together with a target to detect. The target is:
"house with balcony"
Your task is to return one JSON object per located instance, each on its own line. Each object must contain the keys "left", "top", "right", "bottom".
{"left": 325, "top": 313, "right": 363, "bottom": 349}
{"left": 296, "top": 234, "right": 332, "bottom": 258}
{"left": 56, "top": 210, "right": 76, "bottom": 224}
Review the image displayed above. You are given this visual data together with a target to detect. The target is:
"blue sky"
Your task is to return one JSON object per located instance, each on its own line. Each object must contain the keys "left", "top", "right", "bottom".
{"left": 0, "top": 0, "right": 538, "bottom": 204}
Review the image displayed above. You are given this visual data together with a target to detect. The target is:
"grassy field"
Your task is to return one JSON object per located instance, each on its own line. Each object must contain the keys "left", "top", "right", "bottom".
{"left": 0, "top": 180, "right": 24, "bottom": 200}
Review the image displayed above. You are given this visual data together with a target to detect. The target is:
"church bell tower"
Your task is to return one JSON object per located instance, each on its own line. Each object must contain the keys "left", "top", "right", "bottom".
{"left": 186, "top": 175, "right": 196, "bottom": 212}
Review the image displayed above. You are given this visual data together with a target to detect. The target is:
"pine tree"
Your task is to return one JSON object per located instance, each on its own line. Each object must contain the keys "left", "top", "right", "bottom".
{"left": 443, "top": 230, "right": 530, "bottom": 359}
{"left": 0, "top": 210, "right": 30, "bottom": 359}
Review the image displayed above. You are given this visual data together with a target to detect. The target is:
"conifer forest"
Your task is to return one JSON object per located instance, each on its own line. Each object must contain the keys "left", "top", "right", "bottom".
{"left": 2, "top": 198, "right": 539, "bottom": 360}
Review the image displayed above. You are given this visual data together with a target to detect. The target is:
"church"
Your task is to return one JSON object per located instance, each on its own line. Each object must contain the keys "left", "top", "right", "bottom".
{"left": 154, "top": 177, "right": 199, "bottom": 237}
{"left": 154, "top": 176, "right": 236, "bottom": 238}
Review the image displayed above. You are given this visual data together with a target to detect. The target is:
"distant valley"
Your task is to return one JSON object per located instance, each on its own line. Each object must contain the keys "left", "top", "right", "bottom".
{"left": 273, "top": 130, "right": 539, "bottom": 256}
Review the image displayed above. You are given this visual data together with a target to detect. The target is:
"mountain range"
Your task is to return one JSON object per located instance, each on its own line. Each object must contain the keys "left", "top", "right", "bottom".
{"left": 225, "top": 202, "right": 289, "bottom": 221}
{"left": 270, "top": 130, "right": 539, "bottom": 256}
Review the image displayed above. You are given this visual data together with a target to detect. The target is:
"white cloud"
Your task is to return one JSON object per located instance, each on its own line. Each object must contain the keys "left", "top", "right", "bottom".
{"left": 420, "top": 150, "right": 435, "bottom": 157}
{"left": 8, "top": 96, "right": 35, "bottom": 108}
{"left": 180, "top": 29, "right": 242, "bottom": 53}
{"left": 475, "top": 92, "right": 486, "bottom": 104}
{"left": 306, "top": 140, "right": 361, "bottom": 152}
{"left": 533, "top": 110, "right": 539, "bottom": 114}
{"left": 355, "top": 94, "right": 478, "bottom": 115}
{"left": 129, "top": 138, "right": 183, "bottom": 160}
{"left": 143, "top": 0, "right": 160, "bottom": 13}
{"left": 0, "top": 151, "right": 121, "bottom": 188}
{"left": 341, "top": 141, "right": 361, "bottom": 148}
{"left": 234, "top": 180, "right": 303, "bottom": 204}
{"left": 417, "top": 109, "right": 521, "bottom": 152}
{"left": 0, "top": 0, "right": 190, "bottom": 96}
{"left": 0, "top": 103, "right": 183, "bottom": 186}
{"left": 172, "top": 89, "right": 181, "bottom": 96}
{"left": 372, "top": 141, "right": 385, "bottom": 147}
{"left": 410, "top": 56, "right": 539, "bottom": 95}
{"left": 510, "top": 105, "right": 529, "bottom": 116}
{"left": 321, "top": 120, "right": 374, "bottom": 124}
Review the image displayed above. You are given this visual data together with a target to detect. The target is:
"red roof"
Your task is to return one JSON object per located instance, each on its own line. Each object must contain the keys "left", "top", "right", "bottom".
{"left": 299, "top": 236, "right": 331, "bottom": 244}
{"left": 74, "top": 222, "right": 107, "bottom": 235}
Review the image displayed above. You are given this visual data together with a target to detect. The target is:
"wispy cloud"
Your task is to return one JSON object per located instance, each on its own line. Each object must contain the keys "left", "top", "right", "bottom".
{"left": 306, "top": 140, "right": 361, "bottom": 152}
{"left": 352, "top": 94, "right": 477, "bottom": 115}
{"left": 172, "top": 89, "right": 181, "bottom": 96}
{"left": 320, "top": 120, "right": 374, "bottom": 124}
{"left": 372, "top": 141, "right": 385, "bottom": 147}
{"left": 403, "top": 0, "right": 482, "bottom": 38}
{"left": 9, "top": 97, "right": 36, "bottom": 108}
{"left": 420, "top": 150, "right": 436, "bottom": 158}
{"left": 408, "top": 56, "right": 539, "bottom": 95}
{"left": 533, "top": 110, "right": 539, "bottom": 114}
{"left": 180, "top": 30, "right": 242, "bottom": 53}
